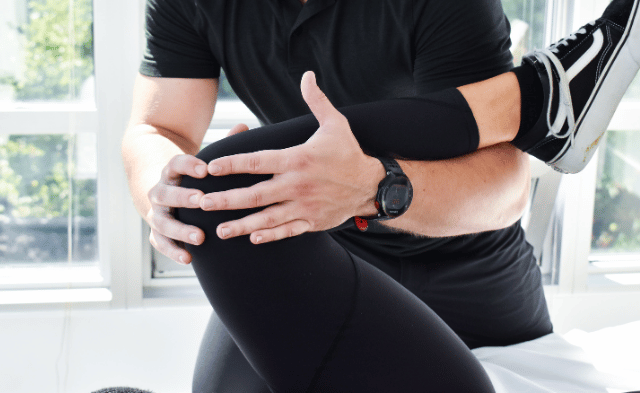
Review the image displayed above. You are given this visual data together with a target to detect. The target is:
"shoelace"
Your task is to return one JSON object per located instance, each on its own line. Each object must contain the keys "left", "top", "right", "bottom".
{"left": 531, "top": 21, "right": 597, "bottom": 145}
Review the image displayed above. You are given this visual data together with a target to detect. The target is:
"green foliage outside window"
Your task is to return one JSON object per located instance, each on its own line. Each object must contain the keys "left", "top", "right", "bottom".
{"left": 0, "top": 0, "right": 96, "bottom": 222}
{"left": 592, "top": 132, "right": 640, "bottom": 252}
{"left": 0, "top": 135, "right": 96, "bottom": 219}
{"left": 1, "top": 0, "right": 93, "bottom": 101}
{"left": 218, "top": 69, "right": 238, "bottom": 100}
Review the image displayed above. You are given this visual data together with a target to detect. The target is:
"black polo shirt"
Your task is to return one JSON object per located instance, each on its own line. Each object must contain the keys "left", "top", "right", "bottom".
{"left": 140, "top": 0, "right": 513, "bottom": 124}
{"left": 140, "top": 0, "right": 523, "bottom": 260}
{"left": 141, "top": 0, "right": 555, "bottom": 347}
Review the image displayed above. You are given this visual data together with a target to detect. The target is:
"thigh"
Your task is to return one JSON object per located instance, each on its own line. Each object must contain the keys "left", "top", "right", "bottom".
{"left": 193, "top": 313, "right": 270, "bottom": 393}
{"left": 310, "top": 254, "right": 494, "bottom": 392}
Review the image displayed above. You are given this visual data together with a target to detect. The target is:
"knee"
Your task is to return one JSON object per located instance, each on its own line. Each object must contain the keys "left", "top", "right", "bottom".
{"left": 175, "top": 140, "right": 270, "bottom": 237}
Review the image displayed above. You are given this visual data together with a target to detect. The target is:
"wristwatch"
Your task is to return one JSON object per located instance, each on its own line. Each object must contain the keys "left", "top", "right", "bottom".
{"left": 354, "top": 157, "right": 413, "bottom": 232}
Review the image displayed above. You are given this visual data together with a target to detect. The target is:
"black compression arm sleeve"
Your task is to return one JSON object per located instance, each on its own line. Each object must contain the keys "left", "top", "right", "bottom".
{"left": 260, "top": 88, "right": 480, "bottom": 161}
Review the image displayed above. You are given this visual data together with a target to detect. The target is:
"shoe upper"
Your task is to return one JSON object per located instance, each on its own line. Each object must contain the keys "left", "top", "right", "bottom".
{"left": 523, "top": 10, "right": 631, "bottom": 167}
{"left": 603, "top": 0, "right": 636, "bottom": 27}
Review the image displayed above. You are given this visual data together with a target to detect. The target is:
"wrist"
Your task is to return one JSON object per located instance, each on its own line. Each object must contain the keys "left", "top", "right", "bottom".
{"left": 355, "top": 155, "right": 386, "bottom": 217}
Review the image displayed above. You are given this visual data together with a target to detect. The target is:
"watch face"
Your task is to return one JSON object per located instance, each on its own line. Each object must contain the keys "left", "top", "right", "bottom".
{"left": 386, "top": 185, "right": 409, "bottom": 211}
{"left": 382, "top": 177, "right": 412, "bottom": 217}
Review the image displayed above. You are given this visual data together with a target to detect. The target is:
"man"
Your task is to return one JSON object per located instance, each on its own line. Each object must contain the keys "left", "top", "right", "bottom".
{"left": 122, "top": 0, "right": 639, "bottom": 390}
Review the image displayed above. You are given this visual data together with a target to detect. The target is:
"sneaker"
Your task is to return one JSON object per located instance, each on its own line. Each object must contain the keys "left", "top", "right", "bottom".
{"left": 524, "top": 0, "right": 640, "bottom": 174}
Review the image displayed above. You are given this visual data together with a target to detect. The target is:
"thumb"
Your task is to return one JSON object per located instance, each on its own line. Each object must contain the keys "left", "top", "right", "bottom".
{"left": 227, "top": 123, "right": 250, "bottom": 137}
{"left": 301, "top": 71, "right": 341, "bottom": 126}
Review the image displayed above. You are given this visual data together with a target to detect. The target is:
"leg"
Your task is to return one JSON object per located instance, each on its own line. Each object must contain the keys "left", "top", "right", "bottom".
{"left": 193, "top": 313, "right": 270, "bottom": 393}
{"left": 177, "top": 125, "right": 495, "bottom": 392}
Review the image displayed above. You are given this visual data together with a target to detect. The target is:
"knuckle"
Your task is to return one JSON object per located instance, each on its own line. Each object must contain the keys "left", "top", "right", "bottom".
{"left": 180, "top": 192, "right": 193, "bottom": 207}
{"left": 153, "top": 215, "right": 170, "bottom": 236}
{"left": 291, "top": 151, "right": 313, "bottom": 170}
{"left": 161, "top": 164, "right": 169, "bottom": 178}
{"left": 148, "top": 232, "right": 158, "bottom": 248}
{"left": 154, "top": 189, "right": 168, "bottom": 206}
{"left": 168, "top": 154, "right": 182, "bottom": 168}
{"left": 248, "top": 155, "right": 261, "bottom": 172}
{"left": 249, "top": 190, "right": 262, "bottom": 208}
{"left": 294, "top": 181, "right": 313, "bottom": 197}
{"left": 218, "top": 196, "right": 230, "bottom": 210}
{"left": 263, "top": 215, "right": 276, "bottom": 228}
{"left": 145, "top": 210, "right": 155, "bottom": 226}
{"left": 149, "top": 212, "right": 161, "bottom": 228}
{"left": 147, "top": 186, "right": 158, "bottom": 202}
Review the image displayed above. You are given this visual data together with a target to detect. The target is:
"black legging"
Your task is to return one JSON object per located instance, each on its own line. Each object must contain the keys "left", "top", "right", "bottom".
{"left": 177, "top": 90, "right": 496, "bottom": 392}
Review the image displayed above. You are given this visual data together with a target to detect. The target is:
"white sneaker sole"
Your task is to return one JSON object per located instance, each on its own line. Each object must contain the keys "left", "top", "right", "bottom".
{"left": 550, "top": 0, "right": 640, "bottom": 174}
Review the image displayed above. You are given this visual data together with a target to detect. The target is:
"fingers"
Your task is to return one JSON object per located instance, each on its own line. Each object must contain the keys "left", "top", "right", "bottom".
{"left": 149, "top": 183, "right": 203, "bottom": 209}
{"left": 147, "top": 208, "right": 204, "bottom": 246}
{"left": 148, "top": 153, "right": 208, "bottom": 265}
{"left": 300, "top": 71, "right": 342, "bottom": 126}
{"left": 250, "top": 221, "right": 311, "bottom": 244}
{"left": 163, "top": 154, "right": 208, "bottom": 185}
{"left": 200, "top": 179, "right": 288, "bottom": 211}
{"left": 149, "top": 229, "right": 192, "bottom": 265}
{"left": 227, "top": 123, "right": 250, "bottom": 137}
{"left": 207, "top": 147, "right": 296, "bottom": 176}
{"left": 147, "top": 208, "right": 204, "bottom": 264}
{"left": 215, "top": 203, "right": 312, "bottom": 244}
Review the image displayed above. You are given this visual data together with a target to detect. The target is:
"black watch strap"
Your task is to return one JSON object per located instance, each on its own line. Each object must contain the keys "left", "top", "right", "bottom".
{"left": 378, "top": 157, "right": 404, "bottom": 176}
{"left": 351, "top": 157, "right": 412, "bottom": 232}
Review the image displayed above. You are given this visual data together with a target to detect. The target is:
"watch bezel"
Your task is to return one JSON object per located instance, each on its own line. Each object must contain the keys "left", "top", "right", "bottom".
{"left": 377, "top": 172, "right": 413, "bottom": 218}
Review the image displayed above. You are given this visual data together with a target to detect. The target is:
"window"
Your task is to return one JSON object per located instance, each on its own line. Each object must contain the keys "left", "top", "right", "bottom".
{"left": 502, "top": 0, "right": 548, "bottom": 65}
{"left": 542, "top": 0, "right": 640, "bottom": 294}
{"left": 589, "top": 73, "right": 640, "bottom": 288}
{"left": 0, "top": 0, "right": 102, "bottom": 292}
{"left": 3, "top": 0, "right": 636, "bottom": 308}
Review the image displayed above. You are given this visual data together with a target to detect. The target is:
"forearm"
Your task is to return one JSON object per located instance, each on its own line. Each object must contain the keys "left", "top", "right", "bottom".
{"left": 381, "top": 143, "right": 530, "bottom": 237}
{"left": 269, "top": 89, "right": 483, "bottom": 161}
{"left": 121, "top": 124, "right": 200, "bottom": 220}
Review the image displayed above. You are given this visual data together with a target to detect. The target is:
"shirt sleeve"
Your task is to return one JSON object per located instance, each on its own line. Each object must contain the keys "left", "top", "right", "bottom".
{"left": 412, "top": 0, "right": 514, "bottom": 94}
{"left": 139, "top": 0, "right": 220, "bottom": 78}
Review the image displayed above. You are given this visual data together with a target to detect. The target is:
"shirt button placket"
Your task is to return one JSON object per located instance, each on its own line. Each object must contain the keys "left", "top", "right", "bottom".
{"left": 288, "top": 26, "right": 309, "bottom": 77}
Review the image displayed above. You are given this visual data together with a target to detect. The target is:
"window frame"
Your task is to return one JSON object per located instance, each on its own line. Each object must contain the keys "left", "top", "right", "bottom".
{"left": 2, "top": 0, "right": 639, "bottom": 310}
{"left": 552, "top": 1, "right": 640, "bottom": 294}
{"left": 0, "top": 0, "right": 145, "bottom": 308}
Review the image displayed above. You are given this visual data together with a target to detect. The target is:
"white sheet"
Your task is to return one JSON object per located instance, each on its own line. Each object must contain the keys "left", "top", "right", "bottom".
{"left": 472, "top": 321, "right": 640, "bottom": 393}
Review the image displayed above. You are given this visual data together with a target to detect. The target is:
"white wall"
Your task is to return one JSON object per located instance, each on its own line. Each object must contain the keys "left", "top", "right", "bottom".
{"left": 1, "top": 291, "right": 640, "bottom": 393}
{"left": 0, "top": 305, "right": 212, "bottom": 393}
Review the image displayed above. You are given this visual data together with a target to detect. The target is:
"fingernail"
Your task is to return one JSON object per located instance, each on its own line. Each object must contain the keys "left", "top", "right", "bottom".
{"left": 179, "top": 255, "right": 186, "bottom": 264}
{"left": 219, "top": 227, "right": 230, "bottom": 238}
{"left": 209, "top": 164, "right": 221, "bottom": 174}
{"left": 255, "top": 236, "right": 263, "bottom": 244}
{"left": 189, "top": 194, "right": 200, "bottom": 205}
{"left": 201, "top": 198, "right": 213, "bottom": 210}
{"left": 195, "top": 165, "right": 206, "bottom": 176}
{"left": 189, "top": 233, "right": 198, "bottom": 243}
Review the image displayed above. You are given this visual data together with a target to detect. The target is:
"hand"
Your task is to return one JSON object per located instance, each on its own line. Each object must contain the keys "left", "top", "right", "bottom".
{"left": 227, "top": 122, "right": 249, "bottom": 137}
{"left": 146, "top": 123, "right": 253, "bottom": 264}
{"left": 146, "top": 154, "right": 209, "bottom": 264}
{"left": 202, "top": 71, "right": 383, "bottom": 244}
